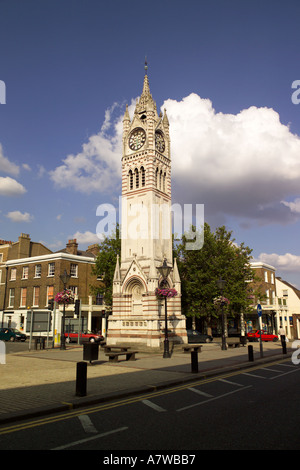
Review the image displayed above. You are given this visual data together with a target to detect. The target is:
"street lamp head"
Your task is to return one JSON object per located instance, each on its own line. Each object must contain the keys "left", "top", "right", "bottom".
{"left": 157, "top": 258, "right": 172, "bottom": 280}
{"left": 217, "top": 277, "right": 226, "bottom": 291}
{"left": 60, "top": 269, "right": 71, "bottom": 287}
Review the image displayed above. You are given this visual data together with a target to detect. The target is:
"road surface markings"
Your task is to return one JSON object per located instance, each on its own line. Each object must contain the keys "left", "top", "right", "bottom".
{"left": 78, "top": 414, "right": 97, "bottom": 433}
{"left": 269, "top": 368, "right": 300, "bottom": 380}
{"left": 262, "top": 367, "right": 284, "bottom": 373}
{"left": 177, "top": 385, "right": 252, "bottom": 412}
{"left": 188, "top": 387, "right": 214, "bottom": 398}
{"left": 52, "top": 426, "right": 128, "bottom": 450}
{"left": 142, "top": 399, "right": 166, "bottom": 412}
{"left": 218, "top": 378, "right": 244, "bottom": 387}
{"left": 242, "top": 372, "right": 267, "bottom": 379}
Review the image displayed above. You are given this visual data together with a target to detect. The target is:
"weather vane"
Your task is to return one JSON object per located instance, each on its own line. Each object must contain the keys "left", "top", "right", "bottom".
{"left": 144, "top": 56, "right": 148, "bottom": 74}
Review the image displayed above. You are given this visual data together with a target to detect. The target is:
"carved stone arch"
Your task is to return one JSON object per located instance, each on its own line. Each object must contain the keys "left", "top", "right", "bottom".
{"left": 123, "top": 277, "right": 146, "bottom": 316}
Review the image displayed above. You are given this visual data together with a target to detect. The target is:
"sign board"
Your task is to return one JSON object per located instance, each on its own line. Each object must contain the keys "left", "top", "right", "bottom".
{"left": 257, "top": 304, "right": 262, "bottom": 317}
{"left": 26, "top": 311, "right": 52, "bottom": 333}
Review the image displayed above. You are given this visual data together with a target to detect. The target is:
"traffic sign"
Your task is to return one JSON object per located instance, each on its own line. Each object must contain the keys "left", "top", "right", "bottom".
{"left": 257, "top": 304, "right": 262, "bottom": 317}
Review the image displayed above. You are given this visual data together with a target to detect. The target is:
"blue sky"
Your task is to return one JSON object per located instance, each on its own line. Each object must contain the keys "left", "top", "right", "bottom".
{"left": 1, "top": 0, "right": 300, "bottom": 287}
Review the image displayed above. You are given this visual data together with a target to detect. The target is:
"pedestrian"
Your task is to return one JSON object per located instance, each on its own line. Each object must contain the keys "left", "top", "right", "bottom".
{"left": 278, "top": 326, "right": 286, "bottom": 345}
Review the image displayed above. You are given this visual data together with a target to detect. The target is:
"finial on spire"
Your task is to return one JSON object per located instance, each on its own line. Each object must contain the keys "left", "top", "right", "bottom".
{"left": 144, "top": 56, "right": 148, "bottom": 75}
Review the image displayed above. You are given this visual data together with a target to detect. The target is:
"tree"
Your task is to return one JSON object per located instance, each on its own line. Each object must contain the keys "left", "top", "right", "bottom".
{"left": 175, "top": 223, "right": 255, "bottom": 321}
{"left": 91, "top": 224, "right": 121, "bottom": 307}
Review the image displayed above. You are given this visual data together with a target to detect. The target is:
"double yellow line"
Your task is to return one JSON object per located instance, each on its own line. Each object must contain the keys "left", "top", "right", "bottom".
{"left": 0, "top": 357, "right": 291, "bottom": 436}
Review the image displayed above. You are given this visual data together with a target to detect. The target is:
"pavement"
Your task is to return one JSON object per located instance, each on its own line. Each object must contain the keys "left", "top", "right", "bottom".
{"left": 0, "top": 340, "right": 293, "bottom": 425}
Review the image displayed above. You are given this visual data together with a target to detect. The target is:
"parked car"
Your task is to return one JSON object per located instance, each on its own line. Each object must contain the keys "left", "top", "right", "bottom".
{"left": 0, "top": 328, "right": 27, "bottom": 342}
{"left": 187, "top": 329, "right": 213, "bottom": 343}
{"left": 247, "top": 330, "right": 279, "bottom": 342}
{"left": 64, "top": 331, "right": 104, "bottom": 344}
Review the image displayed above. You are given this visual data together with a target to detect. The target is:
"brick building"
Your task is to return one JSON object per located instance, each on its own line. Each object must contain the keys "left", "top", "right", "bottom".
{"left": 0, "top": 234, "right": 104, "bottom": 340}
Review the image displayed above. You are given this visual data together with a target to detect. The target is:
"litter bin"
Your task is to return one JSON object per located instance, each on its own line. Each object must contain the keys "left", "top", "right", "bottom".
{"left": 240, "top": 335, "right": 247, "bottom": 346}
{"left": 83, "top": 342, "right": 99, "bottom": 363}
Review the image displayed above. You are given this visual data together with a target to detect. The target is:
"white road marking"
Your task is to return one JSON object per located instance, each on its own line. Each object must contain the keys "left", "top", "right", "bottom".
{"left": 188, "top": 387, "right": 214, "bottom": 398}
{"left": 218, "top": 378, "right": 244, "bottom": 387}
{"left": 242, "top": 372, "right": 267, "bottom": 379}
{"left": 177, "top": 385, "right": 252, "bottom": 412}
{"left": 52, "top": 426, "right": 128, "bottom": 450}
{"left": 78, "top": 414, "right": 97, "bottom": 433}
{"left": 142, "top": 399, "right": 166, "bottom": 412}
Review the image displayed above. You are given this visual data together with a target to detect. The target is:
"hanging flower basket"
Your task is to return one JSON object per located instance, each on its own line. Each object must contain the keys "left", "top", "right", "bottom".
{"left": 54, "top": 289, "right": 74, "bottom": 304}
{"left": 155, "top": 288, "right": 178, "bottom": 299}
{"left": 213, "top": 296, "right": 230, "bottom": 307}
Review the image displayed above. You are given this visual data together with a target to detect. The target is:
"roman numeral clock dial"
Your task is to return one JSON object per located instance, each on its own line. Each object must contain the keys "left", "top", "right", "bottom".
{"left": 128, "top": 128, "right": 146, "bottom": 151}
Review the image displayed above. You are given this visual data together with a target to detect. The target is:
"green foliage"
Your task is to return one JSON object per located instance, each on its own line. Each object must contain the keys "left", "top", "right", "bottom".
{"left": 175, "top": 223, "right": 255, "bottom": 318}
{"left": 91, "top": 224, "right": 121, "bottom": 307}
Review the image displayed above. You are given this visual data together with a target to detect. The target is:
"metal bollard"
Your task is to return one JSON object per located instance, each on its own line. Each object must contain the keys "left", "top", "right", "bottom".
{"left": 76, "top": 361, "right": 87, "bottom": 397}
{"left": 248, "top": 345, "right": 254, "bottom": 362}
{"left": 191, "top": 351, "right": 198, "bottom": 373}
{"left": 282, "top": 341, "right": 287, "bottom": 355}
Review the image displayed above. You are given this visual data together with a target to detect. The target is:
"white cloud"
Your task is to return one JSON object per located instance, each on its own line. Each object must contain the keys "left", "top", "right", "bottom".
{"left": 72, "top": 230, "right": 99, "bottom": 245}
{"left": 6, "top": 210, "right": 34, "bottom": 223}
{"left": 163, "top": 93, "right": 300, "bottom": 224}
{"left": 50, "top": 92, "right": 300, "bottom": 226}
{"left": 258, "top": 252, "right": 300, "bottom": 272}
{"left": 0, "top": 143, "right": 19, "bottom": 176}
{"left": 49, "top": 101, "right": 131, "bottom": 194}
{"left": 0, "top": 177, "right": 27, "bottom": 196}
{"left": 281, "top": 198, "right": 300, "bottom": 214}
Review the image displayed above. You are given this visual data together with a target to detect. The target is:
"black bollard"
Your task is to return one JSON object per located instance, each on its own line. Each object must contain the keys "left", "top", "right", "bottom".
{"left": 282, "top": 341, "right": 287, "bottom": 355}
{"left": 248, "top": 345, "right": 254, "bottom": 362}
{"left": 191, "top": 351, "right": 198, "bottom": 373}
{"left": 76, "top": 361, "right": 87, "bottom": 397}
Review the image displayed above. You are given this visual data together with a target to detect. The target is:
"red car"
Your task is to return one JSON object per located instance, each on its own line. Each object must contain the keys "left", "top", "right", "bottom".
{"left": 247, "top": 330, "right": 279, "bottom": 342}
{"left": 65, "top": 331, "right": 104, "bottom": 344}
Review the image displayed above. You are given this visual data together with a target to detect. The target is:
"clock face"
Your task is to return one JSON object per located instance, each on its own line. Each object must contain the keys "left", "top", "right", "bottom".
{"left": 155, "top": 131, "right": 165, "bottom": 152}
{"left": 128, "top": 128, "right": 146, "bottom": 151}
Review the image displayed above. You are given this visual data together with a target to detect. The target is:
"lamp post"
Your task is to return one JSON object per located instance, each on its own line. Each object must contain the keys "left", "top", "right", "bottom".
{"left": 217, "top": 277, "right": 227, "bottom": 351}
{"left": 59, "top": 269, "right": 71, "bottom": 350}
{"left": 157, "top": 259, "right": 172, "bottom": 358}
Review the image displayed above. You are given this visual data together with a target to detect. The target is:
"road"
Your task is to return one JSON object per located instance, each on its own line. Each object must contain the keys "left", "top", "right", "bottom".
{"left": 0, "top": 358, "right": 299, "bottom": 452}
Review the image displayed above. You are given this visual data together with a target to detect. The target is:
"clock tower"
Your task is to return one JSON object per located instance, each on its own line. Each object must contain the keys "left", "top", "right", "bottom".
{"left": 107, "top": 65, "right": 187, "bottom": 347}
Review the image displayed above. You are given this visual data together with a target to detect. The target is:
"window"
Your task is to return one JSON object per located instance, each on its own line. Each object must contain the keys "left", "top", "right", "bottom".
{"left": 47, "top": 286, "right": 54, "bottom": 304}
{"left": 8, "top": 288, "right": 15, "bottom": 307}
{"left": 264, "top": 271, "right": 268, "bottom": 283}
{"left": 20, "top": 287, "right": 27, "bottom": 307}
{"left": 141, "top": 166, "right": 145, "bottom": 187}
{"left": 129, "top": 170, "right": 133, "bottom": 190}
{"left": 265, "top": 289, "right": 269, "bottom": 304}
{"left": 0, "top": 253, "right": 3, "bottom": 262}
{"left": 22, "top": 266, "right": 29, "bottom": 279}
{"left": 10, "top": 268, "right": 16, "bottom": 281}
{"left": 135, "top": 168, "right": 139, "bottom": 188}
{"left": 69, "top": 286, "right": 78, "bottom": 296}
{"left": 35, "top": 264, "right": 41, "bottom": 278}
{"left": 270, "top": 272, "right": 274, "bottom": 284}
{"left": 33, "top": 286, "right": 40, "bottom": 307}
{"left": 48, "top": 263, "right": 55, "bottom": 276}
{"left": 70, "top": 263, "right": 78, "bottom": 277}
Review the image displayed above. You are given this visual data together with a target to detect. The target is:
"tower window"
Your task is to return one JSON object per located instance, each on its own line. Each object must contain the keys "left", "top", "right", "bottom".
{"left": 141, "top": 166, "right": 145, "bottom": 186}
{"left": 129, "top": 170, "right": 133, "bottom": 190}
{"left": 135, "top": 168, "right": 139, "bottom": 188}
